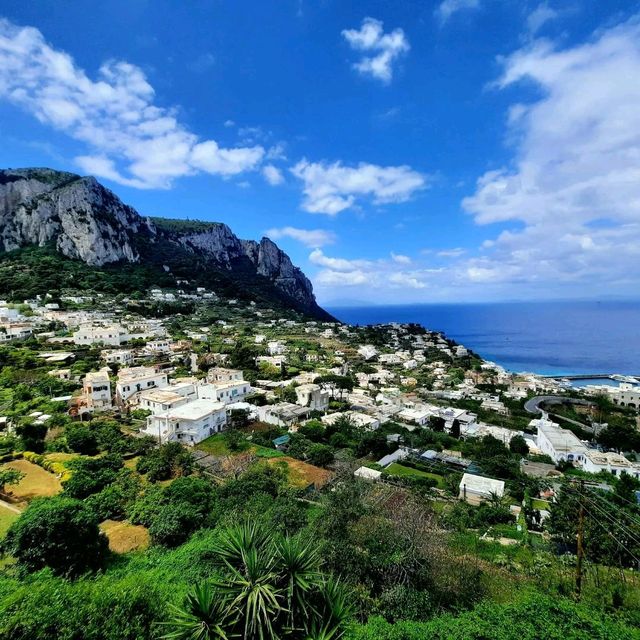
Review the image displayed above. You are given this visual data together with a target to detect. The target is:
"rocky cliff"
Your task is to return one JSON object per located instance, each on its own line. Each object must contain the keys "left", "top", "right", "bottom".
{"left": 0, "top": 167, "right": 327, "bottom": 318}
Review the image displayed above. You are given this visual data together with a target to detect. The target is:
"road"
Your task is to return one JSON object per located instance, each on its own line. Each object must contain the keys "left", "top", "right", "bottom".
{"left": 524, "top": 395, "right": 593, "bottom": 415}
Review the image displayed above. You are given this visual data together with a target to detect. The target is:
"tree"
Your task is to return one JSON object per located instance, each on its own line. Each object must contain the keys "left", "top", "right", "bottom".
{"left": 0, "top": 468, "right": 24, "bottom": 495}
{"left": 149, "top": 501, "right": 203, "bottom": 547}
{"left": 66, "top": 425, "right": 98, "bottom": 455}
{"left": 509, "top": 434, "right": 529, "bottom": 455}
{"left": 2, "top": 496, "right": 108, "bottom": 576}
{"left": 63, "top": 454, "right": 124, "bottom": 499}
{"left": 450, "top": 419, "right": 461, "bottom": 439}
{"left": 307, "top": 443, "right": 335, "bottom": 467}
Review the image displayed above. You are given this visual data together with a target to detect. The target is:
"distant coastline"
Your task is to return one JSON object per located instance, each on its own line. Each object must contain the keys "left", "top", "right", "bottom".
{"left": 327, "top": 300, "right": 640, "bottom": 377}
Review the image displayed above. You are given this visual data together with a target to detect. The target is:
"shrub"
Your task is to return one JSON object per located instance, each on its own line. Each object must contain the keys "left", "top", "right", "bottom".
{"left": 2, "top": 496, "right": 108, "bottom": 577}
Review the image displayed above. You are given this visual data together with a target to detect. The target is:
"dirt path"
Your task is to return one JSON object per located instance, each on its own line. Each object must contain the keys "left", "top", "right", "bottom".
{"left": 0, "top": 499, "right": 21, "bottom": 514}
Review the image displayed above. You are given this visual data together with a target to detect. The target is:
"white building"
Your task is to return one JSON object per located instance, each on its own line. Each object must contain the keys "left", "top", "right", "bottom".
{"left": 145, "top": 340, "right": 172, "bottom": 355}
{"left": 0, "top": 322, "right": 33, "bottom": 342}
{"left": 144, "top": 399, "right": 226, "bottom": 445}
{"left": 321, "top": 411, "right": 380, "bottom": 431}
{"left": 82, "top": 369, "right": 112, "bottom": 411}
{"left": 295, "top": 384, "right": 330, "bottom": 411}
{"left": 582, "top": 451, "right": 640, "bottom": 478}
{"left": 73, "top": 324, "right": 129, "bottom": 346}
{"left": 206, "top": 367, "right": 244, "bottom": 383}
{"left": 534, "top": 419, "right": 588, "bottom": 464}
{"left": 267, "top": 341, "right": 287, "bottom": 356}
{"left": 198, "top": 380, "right": 252, "bottom": 405}
{"left": 610, "top": 384, "right": 640, "bottom": 411}
{"left": 459, "top": 473, "right": 505, "bottom": 505}
{"left": 357, "top": 345, "right": 378, "bottom": 361}
{"left": 116, "top": 366, "right": 169, "bottom": 404}
{"left": 354, "top": 466, "right": 382, "bottom": 481}
{"left": 138, "top": 388, "right": 189, "bottom": 414}
{"left": 102, "top": 349, "right": 134, "bottom": 366}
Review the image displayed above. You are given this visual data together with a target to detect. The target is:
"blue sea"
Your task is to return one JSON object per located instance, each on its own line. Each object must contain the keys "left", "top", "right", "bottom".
{"left": 327, "top": 301, "right": 640, "bottom": 377}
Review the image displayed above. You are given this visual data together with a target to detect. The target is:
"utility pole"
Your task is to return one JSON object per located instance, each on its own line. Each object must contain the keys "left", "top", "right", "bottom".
{"left": 575, "top": 479, "right": 585, "bottom": 600}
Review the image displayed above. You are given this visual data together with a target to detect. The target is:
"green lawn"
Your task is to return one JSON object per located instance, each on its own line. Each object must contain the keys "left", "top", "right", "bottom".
{"left": 0, "top": 503, "right": 19, "bottom": 539}
{"left": 531, "top": 498, "right": 551, "bottom": 511}
{"left": 196, "top": 434, "right": 283, "bottom": 459}
{"left": 385, "top": 463, "right": 446, "bottom": 488}
{"left": 196, "top": 434, "right": 235, "bottom": 456}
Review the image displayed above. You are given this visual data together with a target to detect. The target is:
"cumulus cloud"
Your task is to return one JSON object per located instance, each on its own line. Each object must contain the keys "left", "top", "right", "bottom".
{"left": 262, "top": 164, "right": 284, "bottom": 185}
{"left": 309, "top": 249, "right": 372, "bottom": 272}
{"left": 391, "top": 252, "right": 411, "bottom": 264}
{"left": 461, "top": 16, "right": 640, "bottom": 294}
{"left": 342, "top": 17, "right": 409, "bottom": 83}
{"left": 291, "top": 159, "right": 426, "bottom": 215}
{"left": 266, "top": 227, "right": 336, "bottom": 248}
{"left": 0, "top": 19, "right": 264, "bottom": 189}
{"left": 435, "top": 0, "right": 480, "bottom": 25}
{"left": 310, "top": 249, "right": 433, "bottom": 296}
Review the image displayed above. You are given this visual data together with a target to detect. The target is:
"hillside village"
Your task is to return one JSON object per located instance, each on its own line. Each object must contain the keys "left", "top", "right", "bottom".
{"left": 2, "top": 290, "right": 640, "bottom": 494}
{"left": 1, "top": 290, "right": 640, "bottom": 638}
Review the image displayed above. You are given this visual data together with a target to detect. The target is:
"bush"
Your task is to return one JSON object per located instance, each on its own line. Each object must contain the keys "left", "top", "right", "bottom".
{"left": 65, "top": 425, "right": 98, "bottom": 456}
{"left": 2, "top": 496, "right": 108, "bottom": 577}
{"left": 63, "top": 454, "right": 123, "bottom": 499}
{"left": 149, "top": 501, "right": 203, "bottom": 547}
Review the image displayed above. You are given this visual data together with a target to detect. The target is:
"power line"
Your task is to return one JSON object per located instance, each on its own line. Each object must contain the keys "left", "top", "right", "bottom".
{"left": 579, "top": 501, "right": 640, "bottom": 567}
{"left": 568, "top": 487, "right": 640, "bottom": 549}
{"left": 583, "top": 487, "right": 640, "bottom": 531}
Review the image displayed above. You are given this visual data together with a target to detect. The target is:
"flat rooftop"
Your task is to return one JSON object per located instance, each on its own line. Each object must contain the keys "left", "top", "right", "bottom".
{"left": 159, "top": 399, "right": 225, "bottom": 420}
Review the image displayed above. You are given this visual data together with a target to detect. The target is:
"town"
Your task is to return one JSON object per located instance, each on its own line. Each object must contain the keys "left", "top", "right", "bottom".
{"left": 1, "top": 289, "right": 640, "bottom": 639}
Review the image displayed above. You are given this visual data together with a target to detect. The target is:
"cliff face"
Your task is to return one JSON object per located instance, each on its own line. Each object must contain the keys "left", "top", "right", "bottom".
{"left": 0, "top": 167, "right": 324, "bottom": 316}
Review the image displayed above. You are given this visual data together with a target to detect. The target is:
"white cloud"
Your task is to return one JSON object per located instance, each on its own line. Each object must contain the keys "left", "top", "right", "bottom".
{"left": 342, "top": 17, "right": 409, "bottom": 83}
{"left": 391, "top": 252, "right": 411, "bottom": 264}
{"left": 262, "top": 164, "right": 284, "bottom": 186}
{"left": 0, "top": 19, "right": 263, "bottom": 189}
{"left": 527, "top": 3, "right": 558, "bottom": 35}
{"left": 437, "top": 247, "right": 465, "bottom": 257}
{"left": 223, "top": 119, "right": 235, "bottom": 128}
{"left": 316, "top": 269, "right": 369, "bottom": 287}
{"left": 435, "top": 0, "right": 480, "bottom": 25}
{"left": 461, "top": 16, "right": 640, "bottom": 295}
{"left": 266, "top": 227, "right": 336, "bottom": 248}
{"left": 291, "top": 159, "right": 426, "bottom": 215}
{"left": 309, "top": 248, "right": 372, "bottom": 272}
{"left": 311, "top": 249, "right": 433, "bottom": 295}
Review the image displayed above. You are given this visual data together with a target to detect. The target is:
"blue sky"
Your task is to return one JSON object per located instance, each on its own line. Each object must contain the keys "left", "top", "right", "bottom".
{"left": 1, "top": 0, "right": 639, "bottom": 305}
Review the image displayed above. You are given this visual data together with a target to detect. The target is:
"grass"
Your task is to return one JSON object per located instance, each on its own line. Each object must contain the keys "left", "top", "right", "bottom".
{"left": 0, "top": 503, "right": 20, "bottom": 539}
{"left": 532, "top": 498, "right": 551, "bottom": 511}
{"left": 1, "top": 459, "right": 62, "bottom": 503}
{"left": 385, "top": 463, "right": 446, "bottom": 488}
{"left": 99, "top": 520, "right": 150, "bottom": 554}
{"left": 197, "top": 434, "right": 284, "bottom": 459}
{"left": 197, "top": 434, "right": 245, "bottom": 456}
{"left": 267, "top": 456, "right": 333, "bottom": 489}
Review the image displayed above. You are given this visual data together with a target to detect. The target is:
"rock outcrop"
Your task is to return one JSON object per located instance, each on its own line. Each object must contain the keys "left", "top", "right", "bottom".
{"left": 0, "top": 167, "right": 326, "bottom": 317}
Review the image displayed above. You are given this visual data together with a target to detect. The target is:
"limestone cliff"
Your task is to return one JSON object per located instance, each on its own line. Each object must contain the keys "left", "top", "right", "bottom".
{"left": 0, "top": 167, "right": 326, "bottom": 317}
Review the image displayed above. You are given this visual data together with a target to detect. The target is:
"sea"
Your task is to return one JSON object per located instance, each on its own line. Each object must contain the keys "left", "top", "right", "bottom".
{"left": 326, "top": 300, "right": 640, "bottom": 378}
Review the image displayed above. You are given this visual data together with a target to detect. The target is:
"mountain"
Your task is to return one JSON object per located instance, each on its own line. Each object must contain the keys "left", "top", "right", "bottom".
{"left": 0, "top": 167, "right": 331, "bottom": 319}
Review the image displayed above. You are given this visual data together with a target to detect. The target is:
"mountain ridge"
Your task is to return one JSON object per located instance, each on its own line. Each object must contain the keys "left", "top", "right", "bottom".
{"left": 0, "top": 167, "right": 331, "bottom": 320}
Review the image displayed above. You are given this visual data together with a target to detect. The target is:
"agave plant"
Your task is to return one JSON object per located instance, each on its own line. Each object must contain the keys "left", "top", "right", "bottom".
{"left": 161, "top": 524, "right": 353, "bottom": 640}
{"left": 274, "top": 535, "right": 324, "bottom": 630}
{"left": 304, "top": 577, "right": 354, "bottom": 640}
{"left": 215, "top": 544, "right": 283, "bottom": 640}
{"left": 159, "top": 582, "right": 233, "bottom": 640}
